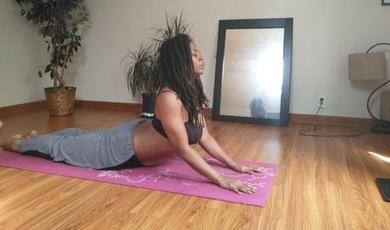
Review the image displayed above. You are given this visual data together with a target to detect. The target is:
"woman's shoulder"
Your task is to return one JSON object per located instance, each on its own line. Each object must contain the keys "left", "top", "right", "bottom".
{"left": 157, "top": 88, "right": 179, "bottom": 98}
{"left": 155, "top": 88, "right": 182, "bottom": 108}
{"left": 154, "top": 89, "right": 185, "bottom": 120}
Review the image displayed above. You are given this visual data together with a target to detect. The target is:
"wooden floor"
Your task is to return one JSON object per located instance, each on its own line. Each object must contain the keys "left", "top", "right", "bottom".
{"left": 0, "top": 108, "right": 390, "bottom": 229}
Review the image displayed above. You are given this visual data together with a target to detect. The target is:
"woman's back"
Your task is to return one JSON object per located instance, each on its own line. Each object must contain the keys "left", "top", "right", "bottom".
{"left": 133, "top": 88, "right": 196, "bottom": 166}
{"left": 133, "top": 120, "right": 176, "bottom": 166}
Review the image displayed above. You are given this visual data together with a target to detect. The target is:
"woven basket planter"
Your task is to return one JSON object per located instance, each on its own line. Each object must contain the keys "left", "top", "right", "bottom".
{"left": 44, "top": 87, "right": 76, "bottom": 116}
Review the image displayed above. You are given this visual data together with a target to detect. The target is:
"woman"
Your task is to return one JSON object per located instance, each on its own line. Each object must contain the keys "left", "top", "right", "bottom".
{"left": 5, "top": 34, "right": 260, "bottom": 194}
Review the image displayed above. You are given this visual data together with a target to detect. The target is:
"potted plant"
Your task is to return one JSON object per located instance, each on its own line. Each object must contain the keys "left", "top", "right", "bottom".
{"left": 124, "top": 13, "right": 189, "bottom": 118}
{"left": 125, "top": 44, "right": 159, "bottom": 118}
{"left": 153, "top": 13, "right": 190, "bottom": 42}
{"left": 16, "top": 0, "right": 89, "bottom": 116}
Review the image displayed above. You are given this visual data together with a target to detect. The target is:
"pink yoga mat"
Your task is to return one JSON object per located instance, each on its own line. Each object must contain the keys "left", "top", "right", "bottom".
{"left": 0, "top": 150, "right": 277, "bottom": 207}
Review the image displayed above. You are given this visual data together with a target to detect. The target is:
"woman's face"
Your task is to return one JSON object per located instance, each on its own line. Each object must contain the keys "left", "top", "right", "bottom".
{"left": 190, "top": 42, "right": 205, "bottom": 75}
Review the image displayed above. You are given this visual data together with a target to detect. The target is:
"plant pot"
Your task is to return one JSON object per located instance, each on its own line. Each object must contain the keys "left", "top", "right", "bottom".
{"left": 141, "top": 93, "right": 155, "bottom": 118}
{"left": 44, "top": 87, "right": 76, "bottom": 116}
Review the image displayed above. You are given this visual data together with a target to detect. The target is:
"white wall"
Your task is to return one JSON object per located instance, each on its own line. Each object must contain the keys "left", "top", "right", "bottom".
{"left": 0, "top": 0, "right": 51, "bottom": 107}
{"left": 1, "top": 0, "right": 390, "bottom": 118}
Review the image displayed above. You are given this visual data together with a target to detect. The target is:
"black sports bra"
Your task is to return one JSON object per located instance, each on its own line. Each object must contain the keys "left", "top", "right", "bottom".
{"left": 152, "top": 118, "right": 203, "bottom": 145}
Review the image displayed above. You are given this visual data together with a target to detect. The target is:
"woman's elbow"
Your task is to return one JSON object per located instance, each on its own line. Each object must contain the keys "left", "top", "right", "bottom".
{"left": 199, "top": 131, "right": 212, "bottom": 146}
{"left": 172, "top": 143, "right": 192, "bottom": 156}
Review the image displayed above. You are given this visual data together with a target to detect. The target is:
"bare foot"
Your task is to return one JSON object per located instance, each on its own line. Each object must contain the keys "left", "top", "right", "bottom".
{"left": 3, "top": 134, "right": 24, "bottom": 152}
{"left": 10, "top": 134, "right": 23, "bottom": 151}
{"left": 25, "top": 129, "right": 38, "bottom": 139}
{"left": 2, "top": 130, "right": 38, "bottom": 152}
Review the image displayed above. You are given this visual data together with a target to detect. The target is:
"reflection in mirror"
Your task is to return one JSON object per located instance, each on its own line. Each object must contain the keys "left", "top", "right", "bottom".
{"left": 212, "top": 18, "right": 293, "bottom": 126}
{"left": 220, "top": 29, "right": 284, "bottom": 119}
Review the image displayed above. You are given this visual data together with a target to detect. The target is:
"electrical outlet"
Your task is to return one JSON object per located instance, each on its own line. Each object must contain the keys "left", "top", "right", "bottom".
{"left": 318, "top": 95, "right": 326, "bottom": 111}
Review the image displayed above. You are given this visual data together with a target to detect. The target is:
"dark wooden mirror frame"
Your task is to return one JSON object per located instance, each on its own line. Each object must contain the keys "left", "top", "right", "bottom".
{"left": 212, "top": 18, "right": 293, "bottom": 126}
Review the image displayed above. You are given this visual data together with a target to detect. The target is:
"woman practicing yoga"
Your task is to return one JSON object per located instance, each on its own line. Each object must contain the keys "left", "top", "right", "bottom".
{"left": 4, "top": 34, "right": 260, "bottom": 194}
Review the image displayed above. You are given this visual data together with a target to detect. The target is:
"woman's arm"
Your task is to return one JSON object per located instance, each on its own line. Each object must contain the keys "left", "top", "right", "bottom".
{"left": 155, "top": 93, "right": 222, "bottom": 184}
{"left": 155, "top": 93, "right": 256, "bottom": 194}
{"left": 199, "top": 126, "right": 238, "bottom": 170}
{"left": 199, "top": 115, "right": 262, "bottom": 174}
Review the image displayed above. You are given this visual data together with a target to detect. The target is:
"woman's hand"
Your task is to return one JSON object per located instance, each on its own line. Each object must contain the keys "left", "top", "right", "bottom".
{"left": 217, "top": 177, "right": 257, "bottom": 194}
{"left": 234, "top": 165, "right": 263, "bottom": 174}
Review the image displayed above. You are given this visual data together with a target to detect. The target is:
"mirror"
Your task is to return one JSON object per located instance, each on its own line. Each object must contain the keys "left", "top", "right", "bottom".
{"left": 212, "top": 18, "right": 293, "bottom": 126}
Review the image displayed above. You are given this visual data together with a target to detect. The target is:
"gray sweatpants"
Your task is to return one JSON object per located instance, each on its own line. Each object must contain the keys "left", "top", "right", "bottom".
{"left": 19, "top": 118, "right": 147, "bottom": 169}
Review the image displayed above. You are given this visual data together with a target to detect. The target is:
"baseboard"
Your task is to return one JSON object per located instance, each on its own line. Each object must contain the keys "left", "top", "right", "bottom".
{"left": 0, "top": 100, "right": 46, "bottom": 116}
{"left": 75, "top": 100, "right": 141, "bottom": 112}
{"left": 290, "top": 114, "right": 372, "bottom": 128}
{"left": 0, "top": 100, "right": 372, "bottom": 128}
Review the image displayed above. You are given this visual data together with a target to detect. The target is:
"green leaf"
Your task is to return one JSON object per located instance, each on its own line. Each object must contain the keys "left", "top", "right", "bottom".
{"left": 15, "top": 0, "right": 90, "bottom": 86}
